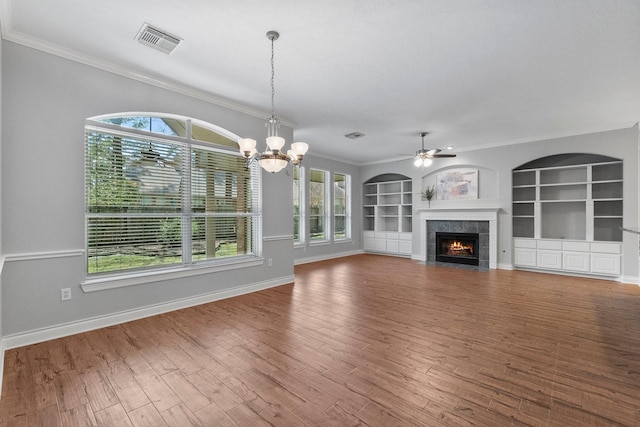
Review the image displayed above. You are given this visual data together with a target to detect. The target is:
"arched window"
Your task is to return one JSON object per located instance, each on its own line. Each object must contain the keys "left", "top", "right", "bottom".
{"left": 84, "top": 114, "right": 261, "bottom": 277}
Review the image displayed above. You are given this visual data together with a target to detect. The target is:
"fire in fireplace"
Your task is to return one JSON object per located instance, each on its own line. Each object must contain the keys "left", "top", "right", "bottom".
{"left": 436, "top": 232, "right": 480, "bottom": 266}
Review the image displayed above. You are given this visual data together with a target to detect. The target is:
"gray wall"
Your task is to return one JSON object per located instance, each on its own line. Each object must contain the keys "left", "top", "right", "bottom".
{"left": 1, "top": 41, "right": 297, "bottom": 336}
{"left": 361, "top": 126, "right": 640, "bottom": 280}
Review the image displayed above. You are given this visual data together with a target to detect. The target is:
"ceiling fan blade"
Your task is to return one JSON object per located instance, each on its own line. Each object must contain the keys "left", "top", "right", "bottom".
{"left": 430, "top": 153, "right": 457, "bottom": 158}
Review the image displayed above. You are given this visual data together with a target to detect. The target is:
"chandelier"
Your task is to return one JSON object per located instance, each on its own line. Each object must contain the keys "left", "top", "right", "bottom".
{"left": 238, "top": 31, "right": 309, "bottom": 173}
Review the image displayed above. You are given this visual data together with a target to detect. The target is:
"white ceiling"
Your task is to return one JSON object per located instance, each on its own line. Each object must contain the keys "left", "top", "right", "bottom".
{"left": 2, "top": 0, "right": 639, "bottom": 164}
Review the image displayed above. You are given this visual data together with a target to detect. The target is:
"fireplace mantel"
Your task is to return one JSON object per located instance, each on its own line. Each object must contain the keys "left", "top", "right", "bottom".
{"left": 417, "top": 208, "right": 500, "bottom": 268}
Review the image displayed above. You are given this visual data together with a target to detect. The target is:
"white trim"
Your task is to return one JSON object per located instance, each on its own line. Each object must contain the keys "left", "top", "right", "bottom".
{"left": 81, "top": 257, "right": 264, "bottom": 292}
{"left": 621, "top": 275, "right": 640, "bottom": 286}
{"left": 4, "top": 275, "right": 293, "bottom": 350}
{"left": 294, "top": 250, "right": 363, "bottom": 265}
{"left": 309, "top": 240, "right": 332, "bottom": 247}
{"left": 263, "top": 235, "right": 294, "bottom": 242}
{"left": 5, "top": 249, "right": 84, "bottom": 262}
{"left": 333, "top": 238, "right": 354, "bottom": 244}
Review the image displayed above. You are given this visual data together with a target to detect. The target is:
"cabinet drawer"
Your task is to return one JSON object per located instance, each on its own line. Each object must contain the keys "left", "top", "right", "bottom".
{"left": 537, "top": 240, "right": 562, "bottom": 250}
{"left": 514, "top": 238, "right": 536, "bottom": 249}
{"left": 563, "top": 241, "right": 590, "bottom": 252}
{"left": 590, "top": 243, "right": 621, "bottom": 254}
{"left": 398, "top": 232, "right": 412, "bottom": 241}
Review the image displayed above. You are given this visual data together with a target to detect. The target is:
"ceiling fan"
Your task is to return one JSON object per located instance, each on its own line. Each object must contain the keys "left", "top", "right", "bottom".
{"left": 413, "top": 132, "right": 456, "bottom": 167}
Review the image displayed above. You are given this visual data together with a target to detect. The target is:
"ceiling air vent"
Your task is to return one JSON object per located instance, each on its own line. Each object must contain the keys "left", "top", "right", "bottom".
{"left": 345, "top": 132, "right": 365, "bottom": 140}
{"left": 136, "top": 23, "right": 182, "bottom": 54}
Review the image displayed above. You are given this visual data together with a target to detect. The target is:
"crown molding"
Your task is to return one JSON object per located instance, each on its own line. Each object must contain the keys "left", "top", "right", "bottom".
{"left": 0, "top": 10, "right": 295, "bottom": 128}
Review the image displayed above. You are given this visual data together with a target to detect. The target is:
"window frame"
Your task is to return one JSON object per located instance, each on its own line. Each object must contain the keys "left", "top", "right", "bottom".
{"left": 293, "top": 166, "right": 306, "bottom": 245}
{"left": 309, "top": 168, "right": 330, "bottom": 243}
{"left": 83, "top": 115, "right": 262, "bottom": 289}
{"left": 333, "top": 172, "right": 351, "bottom": 241}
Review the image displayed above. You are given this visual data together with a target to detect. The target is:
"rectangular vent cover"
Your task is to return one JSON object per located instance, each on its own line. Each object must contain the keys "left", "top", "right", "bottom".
{"left": 345, "top": 132, "right": 365, "bottom": 140}
{"left": 136, "top": 23, "right": 182, "bottom": 54}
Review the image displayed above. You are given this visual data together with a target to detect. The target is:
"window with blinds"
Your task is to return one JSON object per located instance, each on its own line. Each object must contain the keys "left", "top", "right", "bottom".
{"left": 293, "top": 166, "right": 305, "bottom": 243}
{"left": 309, "top": 168, "right": 329, "bottom": 241}
{"left": 85, "top": 115, "right": 260, "bottom": 276}
{"left": 334, "top": 173, "right": 351, "bottom": 240}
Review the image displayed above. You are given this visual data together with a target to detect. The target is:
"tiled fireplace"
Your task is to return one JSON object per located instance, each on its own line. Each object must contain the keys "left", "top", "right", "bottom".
{"left": 418, "top": 209, "right": 499, "bottom": 269}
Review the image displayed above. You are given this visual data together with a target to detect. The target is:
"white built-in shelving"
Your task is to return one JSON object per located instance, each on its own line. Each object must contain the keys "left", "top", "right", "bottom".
{"left": 363, "top": 177, "right": 412, "bottom": 256}
{"left": 512, "top": 155, "right": 623, "bottom": 277}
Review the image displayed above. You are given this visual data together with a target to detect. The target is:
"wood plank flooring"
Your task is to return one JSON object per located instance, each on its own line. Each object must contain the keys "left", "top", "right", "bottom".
{"left": 2, "top": 254, "right": 640, "bottom": 426}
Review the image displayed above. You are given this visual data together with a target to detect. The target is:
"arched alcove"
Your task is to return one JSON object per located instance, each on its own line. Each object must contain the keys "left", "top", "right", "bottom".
{"left": 363, "top": 174, "right": 413, "bottom": 256}
{"left": 512, "top": 152, "right": 623, "bottom": 277}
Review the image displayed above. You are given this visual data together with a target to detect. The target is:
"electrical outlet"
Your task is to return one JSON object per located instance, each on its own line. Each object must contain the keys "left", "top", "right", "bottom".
{"left": 268, "top": 258, "right": 273, "bottom": 267}
{"left": 61, "top": 288, "right": 71, "bottom": 301}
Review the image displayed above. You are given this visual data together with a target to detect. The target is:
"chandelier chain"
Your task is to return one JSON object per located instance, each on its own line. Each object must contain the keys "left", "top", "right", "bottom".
{"left": 270, "top": 36, "right": 275, "bottom": 118}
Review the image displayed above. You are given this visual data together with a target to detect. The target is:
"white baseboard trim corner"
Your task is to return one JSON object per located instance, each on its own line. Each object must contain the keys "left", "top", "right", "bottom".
{"left": 621, "top": 275, "right": 640, "bottom": 286}
{"left": 294, "top": 250, "right": 364, "bottom": 265}
{"left": 3, "top": 275, "right": 294, "bottom": 350}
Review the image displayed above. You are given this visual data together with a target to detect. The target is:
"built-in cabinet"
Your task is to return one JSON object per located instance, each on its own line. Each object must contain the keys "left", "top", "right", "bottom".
{"left": 514, "top": 238, "right": 621, "bottom": 276}
{"left": 363, "top": 176, "right": 412, "bottom": 256}
{"left": 512, "top": 154, "right": 623, "bottom": 277}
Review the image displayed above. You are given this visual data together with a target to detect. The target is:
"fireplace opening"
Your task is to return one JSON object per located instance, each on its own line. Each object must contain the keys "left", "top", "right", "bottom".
{"left": 436, "top": 232, "right": 479, "bottom": 266}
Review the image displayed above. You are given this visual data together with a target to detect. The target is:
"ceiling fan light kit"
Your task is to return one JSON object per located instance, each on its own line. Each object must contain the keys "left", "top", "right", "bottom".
{"left": 413, "top": 132, "right": 456, "bottom": 167}
{"left": 238, "top": 31, "right": 309, "bottom": 173}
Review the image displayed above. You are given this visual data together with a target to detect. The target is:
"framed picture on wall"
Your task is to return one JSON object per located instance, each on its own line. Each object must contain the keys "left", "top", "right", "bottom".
{"left": 436, "top": 169, "right": 478, "bottom": 200}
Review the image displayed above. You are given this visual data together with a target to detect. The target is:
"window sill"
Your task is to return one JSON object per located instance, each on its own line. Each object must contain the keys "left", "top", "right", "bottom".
{"left": 309, "top": 240, "right": 331, "bottom": 247}
{"left": 334, "top": 238, "right": 353, "bottom": 244}
{"left": 81, "top": 256, "right": 265, "bottom": 293}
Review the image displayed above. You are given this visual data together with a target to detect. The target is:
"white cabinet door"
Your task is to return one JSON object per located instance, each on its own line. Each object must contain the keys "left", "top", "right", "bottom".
{"left": 386, "top": 239, "right": 399, "bottom": 253}
{"left": 537, "top": 250, "right": 562, "bottom": 270}
{"left": 374, "top": 238, "right": 387, "bottom": 252}
{"left": 590, "top": 253, "right": 621, "bottom": 275}
{"left": 563, "top": 251, "right": 590, "bottom": 272}
{"left": 514, "top": 248, "right": 537, "bottom": 267}
{"left": 363, "top": 237, "right": 375, "bottom": 251}
{"left": 398, "top": 240, "right": 412, "bottom": 255}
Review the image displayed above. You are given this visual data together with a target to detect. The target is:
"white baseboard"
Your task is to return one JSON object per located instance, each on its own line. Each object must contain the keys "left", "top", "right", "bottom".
{"left": 621, "top": 275, "right": 640, "bottom": 286}
{"left": 3, "top": 275, "right": 294, "bottom": 350}
{"left": 497, "top": 263, "right": 514, "bottom": 270}
{"left": 294, "top": 250, "right": 363, "bottom": 265}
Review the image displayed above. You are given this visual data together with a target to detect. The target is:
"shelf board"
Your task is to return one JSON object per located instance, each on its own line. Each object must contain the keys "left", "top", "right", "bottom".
{"left": 593, "top": 198, "right": 623, "bottom": 202}
{"left": 513, "top": 215, "right": 534, "bottom": 218}
{"left": 538, "top": 182, "right": 587, "bottom": 187}
{"left": 539, "top": 199, "right": 586, "bottom": 203}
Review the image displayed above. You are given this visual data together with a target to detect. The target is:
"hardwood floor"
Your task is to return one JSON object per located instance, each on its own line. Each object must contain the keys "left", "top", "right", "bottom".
{"left": 2, "top": 254, "right": 640, "bottom": 426}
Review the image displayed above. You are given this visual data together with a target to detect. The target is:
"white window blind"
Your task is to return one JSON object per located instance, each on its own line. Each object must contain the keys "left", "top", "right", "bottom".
{"left": 85, "top": 117, "right": 260, "bottom": 276}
